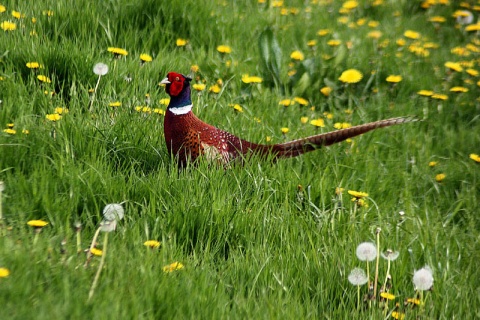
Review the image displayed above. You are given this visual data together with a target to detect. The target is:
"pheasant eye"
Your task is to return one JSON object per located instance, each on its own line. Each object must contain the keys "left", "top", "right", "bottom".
{"left": 175, "top": 77, "right": 180, "bottom": 81}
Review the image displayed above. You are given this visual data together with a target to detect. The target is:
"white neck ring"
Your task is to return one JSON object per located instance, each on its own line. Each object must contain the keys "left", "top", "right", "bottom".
{"left": 169, "top": 104, "right": 193, "bottom": 115}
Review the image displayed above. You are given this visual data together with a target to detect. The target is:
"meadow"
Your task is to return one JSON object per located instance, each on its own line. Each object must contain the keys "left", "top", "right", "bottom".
{"left": 0, "top": 0, "right": 479, "bottom": 318}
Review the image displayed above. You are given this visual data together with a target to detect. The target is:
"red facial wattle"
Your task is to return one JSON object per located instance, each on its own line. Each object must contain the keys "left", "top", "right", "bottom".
{"left": 167, "top": 72, "right": 184, "bottom": 97}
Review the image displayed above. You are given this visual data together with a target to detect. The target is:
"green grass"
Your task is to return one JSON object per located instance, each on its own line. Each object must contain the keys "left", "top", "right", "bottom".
{"left": 1, "top": 0, "right": 479, "bottom": 318}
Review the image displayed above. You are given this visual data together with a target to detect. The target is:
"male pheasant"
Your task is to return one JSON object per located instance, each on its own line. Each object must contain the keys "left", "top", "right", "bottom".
{"left": 161, "top": 72, "right": 412, "bottom": 167}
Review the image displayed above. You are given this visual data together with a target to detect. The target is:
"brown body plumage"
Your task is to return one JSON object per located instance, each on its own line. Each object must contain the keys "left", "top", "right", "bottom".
{"left": 161, "top": 72, "right": 413, "bottom": 167}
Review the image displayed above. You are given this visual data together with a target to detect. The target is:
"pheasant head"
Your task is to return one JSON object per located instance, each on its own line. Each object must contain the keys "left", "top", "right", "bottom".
{"left": 160, "top": 72, "right": 193, "bottom": 113}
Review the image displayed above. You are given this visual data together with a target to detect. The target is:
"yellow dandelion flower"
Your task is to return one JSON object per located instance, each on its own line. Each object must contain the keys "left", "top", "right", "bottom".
{"left": 417, "top": 90, "right": 434, "bottom": 96}
{"left": 217, "top": 45, "right": 232, "bottom": 53}
{"left": 109, "top": 101, "right": 121, "bottom": 107}
{"left": 54, "top": 107, "right": 68, "bottom": 115}
{"left": 232, "top": 104, "right": 243, "bottom": 113}
{"left": 392, "top": 311, "right": 405, "bottom": 320}
{"left": 469, "top": 153, "right": 480, "bottom": 163}
{"left": 335, "top": 187, "right": 344, "bottom": 195}
{"left": 368, "top": 21, "right": 380, "bottom": 28}
{"left": 0, "top": 5, "right": 6, "bottom": 13}
{"left": 271, "top": 0, "right": 283, "bottom": 7}
{"left": 294, "top": 97, "right": 308, "bottom": 106}
{"left": 159, "top": 98, "right": 170, "bottom": 105}
{"left": 339, "top": 69, "right": 363, "bottom": 84}
{"left": 107, "top": 47, "right": 128, "bottom": 56}
{"left": 140, "top": 54, "right": 153, "bottom": 62}
{"left": 290, "top": 50, "right": 304, "bottom": 61}
{"left": 317, "top": 29, "right": 330, "bottom": 36}
{"left": 0, "top": 268, "right": 10, "bottom": 278}
{"left": 90, "top": 248, "right": 103, "bottom": 256}
{"left": 404, "top": 30, "right": 421, "bottom": 40}
{"left": 265, "top": 136, "right": 271, "bottom": 142}
{"left": 310, "top": 119, "right": 325, "bottom": 127}
{"left": 281, "top": 127, "right": 289, "bottom": 134}
{"left": 466, "top": 69, "right": 479, "bottom": 77}
{"left": 307, "top": 40, "right": 317, "bottom": 47}
{"left": 288, "top": 70, "right": 297, "bottom": 77}
{"left": 342, "top": 1, "right": 358, "bottom": 10}
{"left": 192, "top": 83, "right": 206, "bottom": 91}
{"left": 396, "top": 38, "right": 406, "bottom": 46}
{"left": 380, "top": 292, "right": 396, "bottom": 300}
{"left": 347, "top": 190, "right": 368, "bottom": 198}
{"left": 46, "top": 114, "right": 61, "bottom": 121}
{"left": 3, "top": 128, "right": 16, "bottom": 135}
{"left": 465, "top": 23, "right": 480, "bottom": 32}
{"left": 153, "top": 108, "right": 165, "bottom": 115}
{"left": 300, "top": 117, "right": 309, "bottom": 124}
{"left": 334, "top": 122, "right": 352, "bottom": 129}
{"left": 11, "top": 10, "right": 22, "bottom": 19}
{"left": 324, "top": 112, "right": 333, "bottom": 119}
{"left": 429, "top": 16, "right": 446, "bottom": 23}
{"left": 279, "top": 99, "right": 294, "bottom": 107}
{"left": 144, "top": 240, "right": 161, "bottom": 248}
{"left": 327, "top": 39, "right": 342, "bottom": 47}
{"left": 190, "top": 65, "right": 199, "bottom": 73}
{"left": 209, "top": 84, "right": 221, "bottom": 93}
{"left": 431, "top": 93, "right": 448, "bottom": 100}
{"left": 435, "top": 173, "right": 446, "bottom": 182}
{"left": 406, "top": 298, "right": 421, "bottom": 305}
{"left": 176, "top": 38, "right": 188, "bottom": 47}
{"left": 37, "top": 75, "right": 51, "bottom": 83}
{"left": 320, "top": 86, "right": 332, "bottom": 97}
{"left": 445, "top": 62, "right": 463, "bottom": 72}
{"left": 241, "top": 74, "right": 263, "bottom": 84}
{"left": 163, "top": 262, "right": 184, "bottom": 273}
{"left": 450, "top": 86, "right": 468, "bottom": 93}
{"left": 428, "top": 161, "right": 438, "bottom": 167}
{"left": 367, "top": 30, "right": 382, "bottom": 39}
{"left": 1, "top": 21, "right": 16, "bottom": 31}
{"left": 42, "top": 10, "right": 54, "bottom": 17}
{"left": 27, "top": 220, "right": 48, "bottom": 228}
{"left": 26, "top": 62, "right": 42, "bottom": 69}
{"left": 386, "top": 75, "right": 402, "bottom": 83}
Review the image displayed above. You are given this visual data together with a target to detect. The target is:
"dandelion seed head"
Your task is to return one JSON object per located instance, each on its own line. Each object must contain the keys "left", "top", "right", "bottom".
{"left": 93, "top": 63, "right": 108, "bottom": 76}
{"left": 413, "top": 266, "right": 434, "bottom": 291}
{"left": 348, "top": 267, "right": 368, "bottom": 286}
{"left": 381, "top": 249, "right": 400, "bottom": 261}
{"left": 102, "top": 203, "right": 124, "bottom": 221}
{"left": 356, "top": 242, "right": 377, "bottom": 261}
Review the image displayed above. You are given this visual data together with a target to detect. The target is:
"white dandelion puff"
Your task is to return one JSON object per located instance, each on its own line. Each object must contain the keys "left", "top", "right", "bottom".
{"left": 413, "top": 266, "right": 434, "bottom": 291}
{"left": 381, "top": 249, "right": 400, "bottom": 261}
{"left": 356, "top": 242, "right": 377, "bottom": 261}
{"left": 93, "top": 63, "right": 109, "bottom": 76}
{"left": 103, "top": 203, "right": 124, "bottom": 221}
{"left": 348, "top": 268, "right": 368, "bottom": 286}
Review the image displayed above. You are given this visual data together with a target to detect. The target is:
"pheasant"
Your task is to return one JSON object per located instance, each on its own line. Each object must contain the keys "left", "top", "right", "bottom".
{"left": 160, "top": 72, "right": 413, "bottom": 167}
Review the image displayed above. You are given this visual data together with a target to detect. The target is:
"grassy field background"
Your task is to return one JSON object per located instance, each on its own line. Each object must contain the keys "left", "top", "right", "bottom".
{"left": 0, "top": 0, "right": 479, "bottom": 318}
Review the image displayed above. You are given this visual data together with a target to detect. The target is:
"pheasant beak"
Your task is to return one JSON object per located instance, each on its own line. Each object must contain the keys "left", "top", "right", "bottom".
{"left": 160, "top": 77, "right": 170, "bottom": 85}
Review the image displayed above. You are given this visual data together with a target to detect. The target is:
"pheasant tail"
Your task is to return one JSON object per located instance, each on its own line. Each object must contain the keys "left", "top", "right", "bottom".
{"left": 266, "top": 116, "right": 415, "bottom": 159}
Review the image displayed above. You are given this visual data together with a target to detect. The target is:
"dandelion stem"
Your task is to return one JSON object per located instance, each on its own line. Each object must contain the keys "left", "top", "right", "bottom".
{"left": 76, "top": 230, "right": 82, "bottom": 254}
{"left": 0, "top": 184, "right": 3, "bottom": 235}
{"left": 357, "top": 284, "right": 361, "bottom": 311}
{"left": 373, "top": 229, "right": 381, "bottom": 299}
{"left": 88, "top": 231, "right": 108, "bottom": 302}
{"left": 382, "top": 258, "right": 391, "bottom": 293}
{"left": 85, "top": 226, "right": 102, "bottom": 267}
{"left": 88, "top": 75, "right": 102, "bottom": 112}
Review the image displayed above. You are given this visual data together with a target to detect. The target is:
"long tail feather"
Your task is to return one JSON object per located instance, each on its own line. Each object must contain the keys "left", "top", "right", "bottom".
{"left": 265, "top": 116, "right": 416, "bottom": 158}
